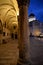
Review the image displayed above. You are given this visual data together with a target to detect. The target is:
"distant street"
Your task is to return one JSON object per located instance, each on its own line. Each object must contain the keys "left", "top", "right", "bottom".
{"left": 30, "top": 37, "right": 43, "bottom": 65}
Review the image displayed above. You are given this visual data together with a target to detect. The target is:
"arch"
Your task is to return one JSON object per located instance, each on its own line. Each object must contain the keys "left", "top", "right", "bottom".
{"left": 3, "top": 7, "right": 16, "bottom": 21}
{"left": 0, "top": 3, "right": 17, "bottom": 23}
{"left": 4, "top": 15, "right": 16, "bottom": 23}
{"left": 5, "top": 8, "right": 16, "bottom": 16}
{"left": 0, "top": 3, "right": 16, "bottom": 11}
{"left": 5, "top": 15, "right": 16, "bottom": 28}
{"left": 6, "top": 16, "right": 16, "bottom": 25}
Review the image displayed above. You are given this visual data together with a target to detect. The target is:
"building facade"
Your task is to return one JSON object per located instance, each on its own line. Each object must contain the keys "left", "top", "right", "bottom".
{"left": 29, "top": 13, "right": 42, "bottom": 36}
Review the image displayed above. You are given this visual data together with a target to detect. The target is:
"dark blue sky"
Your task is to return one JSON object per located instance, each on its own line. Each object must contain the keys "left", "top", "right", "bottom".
{"left": 28, "top": 0, "right": 43, "bottom": 22}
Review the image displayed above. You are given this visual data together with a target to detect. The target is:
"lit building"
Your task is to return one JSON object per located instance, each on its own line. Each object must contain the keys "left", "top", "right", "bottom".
{"left": 29, "top": 13, "right": 41, "bottom": 36}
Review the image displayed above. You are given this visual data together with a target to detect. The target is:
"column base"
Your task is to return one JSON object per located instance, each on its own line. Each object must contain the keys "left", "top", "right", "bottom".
{"left": 17, "top": 58, "right": 31, "bottom": 65}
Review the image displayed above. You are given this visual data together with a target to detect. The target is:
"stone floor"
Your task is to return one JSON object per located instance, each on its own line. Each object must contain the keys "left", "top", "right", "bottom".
{"left": 30, "top": 37, "right": 43, "bottom": 65}
{"left": 0, "top": 37, "right": 43, "bottom": 65}
{"left": 0, "top": 38, "right": 19, "bottom": 65}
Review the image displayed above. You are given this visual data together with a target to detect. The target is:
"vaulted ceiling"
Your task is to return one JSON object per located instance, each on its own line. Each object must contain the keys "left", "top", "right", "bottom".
{"left": 0, "top": 0, "right": 19, "bottom": 30}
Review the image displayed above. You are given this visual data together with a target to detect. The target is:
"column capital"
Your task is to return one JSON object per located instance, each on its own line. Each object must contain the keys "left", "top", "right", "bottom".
{"left": 17, "top": 0, "right": 30, "bottom": 7}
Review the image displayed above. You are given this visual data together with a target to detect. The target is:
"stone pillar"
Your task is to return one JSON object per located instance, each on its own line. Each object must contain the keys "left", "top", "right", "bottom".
{"left": 17, "top": 0, "right": 30, "bottom": 65}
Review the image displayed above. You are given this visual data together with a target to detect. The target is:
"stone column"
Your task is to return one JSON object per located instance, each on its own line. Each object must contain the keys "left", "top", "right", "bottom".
{"left": 17, "top": 0, "right": 30, "bottom": 65}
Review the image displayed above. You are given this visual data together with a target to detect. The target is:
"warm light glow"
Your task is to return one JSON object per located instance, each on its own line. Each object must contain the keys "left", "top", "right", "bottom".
{"left": 33, "top": 30, "right": 41, "bottom": 36}
{"left": 17, "top": 11, "right": 19, "bottom": 16}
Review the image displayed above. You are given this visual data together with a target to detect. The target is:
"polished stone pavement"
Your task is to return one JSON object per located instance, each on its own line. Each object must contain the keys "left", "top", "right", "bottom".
{"left": 30, "top": 37, "right": 43, "bottom": 65}
{"left": 0, "top": 37, "right": 43, "bottom": 65}
{"left": 0, "top": 38, "right": 19, "bottom": 65}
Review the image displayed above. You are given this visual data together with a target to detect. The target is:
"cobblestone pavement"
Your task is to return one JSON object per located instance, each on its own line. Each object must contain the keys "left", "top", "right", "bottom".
{"left": 0, "top": 39, "right": 19, "bottom": 65}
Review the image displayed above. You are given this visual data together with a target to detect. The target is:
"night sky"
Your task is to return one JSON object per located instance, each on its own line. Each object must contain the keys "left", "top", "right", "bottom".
{"left": 28, "top": 0, "right": 43, "bottom": 22}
